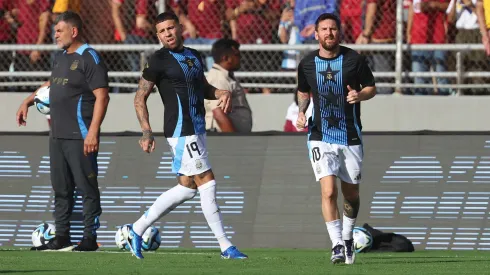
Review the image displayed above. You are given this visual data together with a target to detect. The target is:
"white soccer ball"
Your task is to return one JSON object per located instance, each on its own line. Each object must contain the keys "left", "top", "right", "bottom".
{"left": 34, "top": 86, "right": 50, "bottom": 115}
{"left": 32, "top": 223, "right": 56, "bottom": 247}
{"left": 115, "top": 224, "right": 131, "bottom": 250}
{"left": 142, "top": 226, "right": 161, "bottom": 251}
{"left": 353, "top": 227, "right": 373, "bottom": 253}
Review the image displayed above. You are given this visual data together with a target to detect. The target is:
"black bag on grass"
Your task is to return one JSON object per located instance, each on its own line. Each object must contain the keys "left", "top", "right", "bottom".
{"left": 361, "top": 223, "right": 415, "bottom": 252}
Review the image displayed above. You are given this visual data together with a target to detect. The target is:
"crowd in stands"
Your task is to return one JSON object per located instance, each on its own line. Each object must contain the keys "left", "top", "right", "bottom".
{"left": 1, "top": 0, "right": 490, "bottom": 96}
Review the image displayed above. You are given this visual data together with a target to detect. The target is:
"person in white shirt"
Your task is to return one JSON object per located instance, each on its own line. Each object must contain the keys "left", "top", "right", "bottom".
{"left": 448, "top": 0, "right": 488, "bottom": 94}
{"left": 205, "top": 39, "right": 253, "bottom": 133}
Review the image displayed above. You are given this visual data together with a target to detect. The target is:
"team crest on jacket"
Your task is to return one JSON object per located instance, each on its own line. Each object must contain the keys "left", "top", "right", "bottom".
{"left": 70, "top": 60, "right": 79, "bottom": 70}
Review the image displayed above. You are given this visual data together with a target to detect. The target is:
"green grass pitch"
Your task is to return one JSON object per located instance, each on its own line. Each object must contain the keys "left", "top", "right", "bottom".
{"left": 0, "top": 248, "right": 488, "bottom": 274}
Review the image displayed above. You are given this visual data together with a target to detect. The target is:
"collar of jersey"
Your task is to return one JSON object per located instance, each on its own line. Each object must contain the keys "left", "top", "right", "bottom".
{"left": 315, "top": 49, "right": 341, "bottom": 61}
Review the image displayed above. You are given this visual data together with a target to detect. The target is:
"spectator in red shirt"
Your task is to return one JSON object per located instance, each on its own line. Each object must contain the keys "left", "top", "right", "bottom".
{"left": 0, "top": 0, "right": 16, "bottom": 73}
{"left": 111, "top": 0, "right": 157, "bottom": 93}
{"left": 13, "top": 0, "right": 51, "bottom": 72}
{"left": 356, "top": 0, "right": 396, "bottom": 94}
{"left": 225, "top": 0, "right": 281, "bottom": 44}
{"left": 225, "top": 0, "right": 281, "bottom": 93}
{"left": 407, "top": 0, "right": 451, "bottom": 95}
{"left": 339, "top": 0, "right": 362, "bottom": 43}
{"left": 170, "top": 0, "right": 224, "bottom": 70}
{"left": 111, "top": 0, "right": 157, "bottom": 72}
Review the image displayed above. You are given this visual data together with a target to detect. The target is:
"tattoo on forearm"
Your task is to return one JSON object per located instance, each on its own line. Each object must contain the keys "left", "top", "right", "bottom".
{"left": 297, "top": 92, "right": 310, "bottom": 113}
{"left": 139, "top": 78, "right": 153, "bottom": 91}
{"left": 134, "top": 99, "right": 149, "bottom": 126}
{"left": 343, "top": 197, "right": 360, "bottom": 218}
{"left": 140, "top": 129, "right": 154, "bottom": 143}
{"left": 134, "top": 78, "right": 154, "bottom": 127}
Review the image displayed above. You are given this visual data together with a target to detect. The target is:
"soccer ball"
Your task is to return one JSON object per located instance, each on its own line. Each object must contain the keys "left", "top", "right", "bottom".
{"left": 32, "top": 223, "right": 56, "bottom": 247}
{"left": 353, "top": 227, "right": 373, "bottom": 253}
{"left": 142, "top": 226, "right": 161, "bottom": 251}
{"left": 34, "top": 86, "right": 50, "bottom": 115}
{"left": 115, "top": 224, "right": 131, "bottom": 250}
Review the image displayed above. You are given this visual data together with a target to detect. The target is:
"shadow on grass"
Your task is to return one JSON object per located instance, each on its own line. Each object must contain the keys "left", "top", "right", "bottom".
{"left": 0, "top": 271, "right": 67, "bottom": 274}
{"left": 358, "top": 258, "right": 487, "bottom": 265}
{"left": 364, "top": 256, "right": 472, "bottom": 260}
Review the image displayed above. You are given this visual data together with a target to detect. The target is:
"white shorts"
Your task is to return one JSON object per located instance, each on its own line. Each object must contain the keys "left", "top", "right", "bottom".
{"left": 167, "top": 134, "right": 211, "bottom": 176}
{"left": 307, "top": 141, "right": 363, "bottom": 183}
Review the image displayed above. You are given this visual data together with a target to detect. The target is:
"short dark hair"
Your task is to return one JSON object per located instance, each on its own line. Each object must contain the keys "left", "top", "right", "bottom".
{"left": 54, "top": 11, "right": 83, "bottom": 32}
{"left": 211, "top": 39, "right": 240, "bottom": 63}
{"left": 315, "top": 13, "right": 341, "bottom": 31}
{"left": 155, "top": 12, "right": 180, "bottom": 25}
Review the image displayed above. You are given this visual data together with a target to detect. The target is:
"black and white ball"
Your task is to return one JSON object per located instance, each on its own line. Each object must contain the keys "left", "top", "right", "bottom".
{"left": 115, "top": 224, "right": 131, "bottom": 250}
{"left": 32, "top": 223, "right": 56, "bottom": 247}
{"left": 34, "top": 86, "right": 50, "bottom": 115}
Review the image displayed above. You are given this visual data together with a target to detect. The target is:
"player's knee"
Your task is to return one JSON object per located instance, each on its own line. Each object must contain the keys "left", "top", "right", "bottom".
{"left": 178, "top": 176, "right": 197, "bottom": 189}
{"left": 183, "top": 188, "right": 197, "bottom": 200}
{"left": 344, "top": 191, "right": 359, "bottom": 202}
{"left": 342, "top": 186, "right": 359, "bottom": 200}
{"left": 195, "top": 169, "right": 214, "bottom": 184}
{"left": 321, "top": 188, "right": 338, "bottom": 201}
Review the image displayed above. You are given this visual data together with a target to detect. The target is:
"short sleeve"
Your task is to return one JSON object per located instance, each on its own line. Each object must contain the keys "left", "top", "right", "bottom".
{"left": 83, "top": 49, "right": 109, "bottom": 91}
{"left": 142, "top": 53, "right": 161, "bottom": 83}
{"left": 135, "top": 0, "right": 148, "bottom": 15}
{"left": 225, "top": 0, "right": 237, "bottom": 9}
{"left": 357, "top": 55, "right": 375, "bottom": 88}
{"left": 207, "top": 71, "right": 231, "bottom": 91}
{"left": 297, "top": 60, "right": 311, "bottom": 93}
{"left": 41, "top": 0, "right": 51, "bottom": 12}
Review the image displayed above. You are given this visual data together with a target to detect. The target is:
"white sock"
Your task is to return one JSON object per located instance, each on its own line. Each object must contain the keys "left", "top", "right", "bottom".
{"left": 198, "top": 180, "right": 233, "bottom": 252}
{"left": 133, "top": 184, "right": 196, "bottom": 236}
{"left": 342, "top": 215, "right": 356, "bottom": 241}
{"left": 326, "top": 219, "right": 343, "bottom": 248}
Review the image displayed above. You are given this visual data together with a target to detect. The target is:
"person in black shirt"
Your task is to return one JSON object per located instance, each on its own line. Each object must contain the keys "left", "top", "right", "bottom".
{"left": 15, "top": 11, "right": 109, "bottom": 252}
{"left": 124, "top": 12, "right": 247, "bottom": 260}
{"left": 295, "top": 13, "right": 376, "bottom": 265}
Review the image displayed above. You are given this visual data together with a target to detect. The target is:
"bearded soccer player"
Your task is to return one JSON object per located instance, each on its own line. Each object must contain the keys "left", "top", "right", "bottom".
{"left": 296, "top": 13, "right": 376, "bottom": 264}
{"left": 124, "top": 12, "right": 247, "bottom": 260}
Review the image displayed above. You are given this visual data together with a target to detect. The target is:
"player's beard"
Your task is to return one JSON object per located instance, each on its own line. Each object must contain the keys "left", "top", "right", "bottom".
{"left": 55, "top": 39, "right": 69, "bottom": 50}
{"left": 320, "top": 37, "right": 339, "bottom": 52}
{"left": 60, "top": 43, "right": 70, "bottom": 50}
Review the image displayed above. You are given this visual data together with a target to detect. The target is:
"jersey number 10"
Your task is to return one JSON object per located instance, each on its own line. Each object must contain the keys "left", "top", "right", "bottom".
{"left": 312, "top": 147, "right": 321, "bottom": 162}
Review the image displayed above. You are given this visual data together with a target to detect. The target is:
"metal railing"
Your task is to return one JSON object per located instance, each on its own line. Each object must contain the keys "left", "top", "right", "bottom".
{"left": 0, "top": 43, "right": 488, "bottom": 94}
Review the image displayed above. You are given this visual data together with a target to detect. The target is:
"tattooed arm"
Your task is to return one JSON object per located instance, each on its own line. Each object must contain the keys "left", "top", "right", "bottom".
{"left": 134, "top": 77, "right": 156, "bottom": 153}
{"left": 297, "top": 91, "right": 310, "bottom": 114}
{"left": 295, "top": 91, "right": 310, "bottom": 130}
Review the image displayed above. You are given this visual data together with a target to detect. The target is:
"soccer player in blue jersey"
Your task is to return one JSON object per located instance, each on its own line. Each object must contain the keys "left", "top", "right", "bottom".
{"left": 296, "top": 13, "right": 376, "bottom": 264}
{"left": 125, "top": 12, "right": 247, "bottom": 260}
